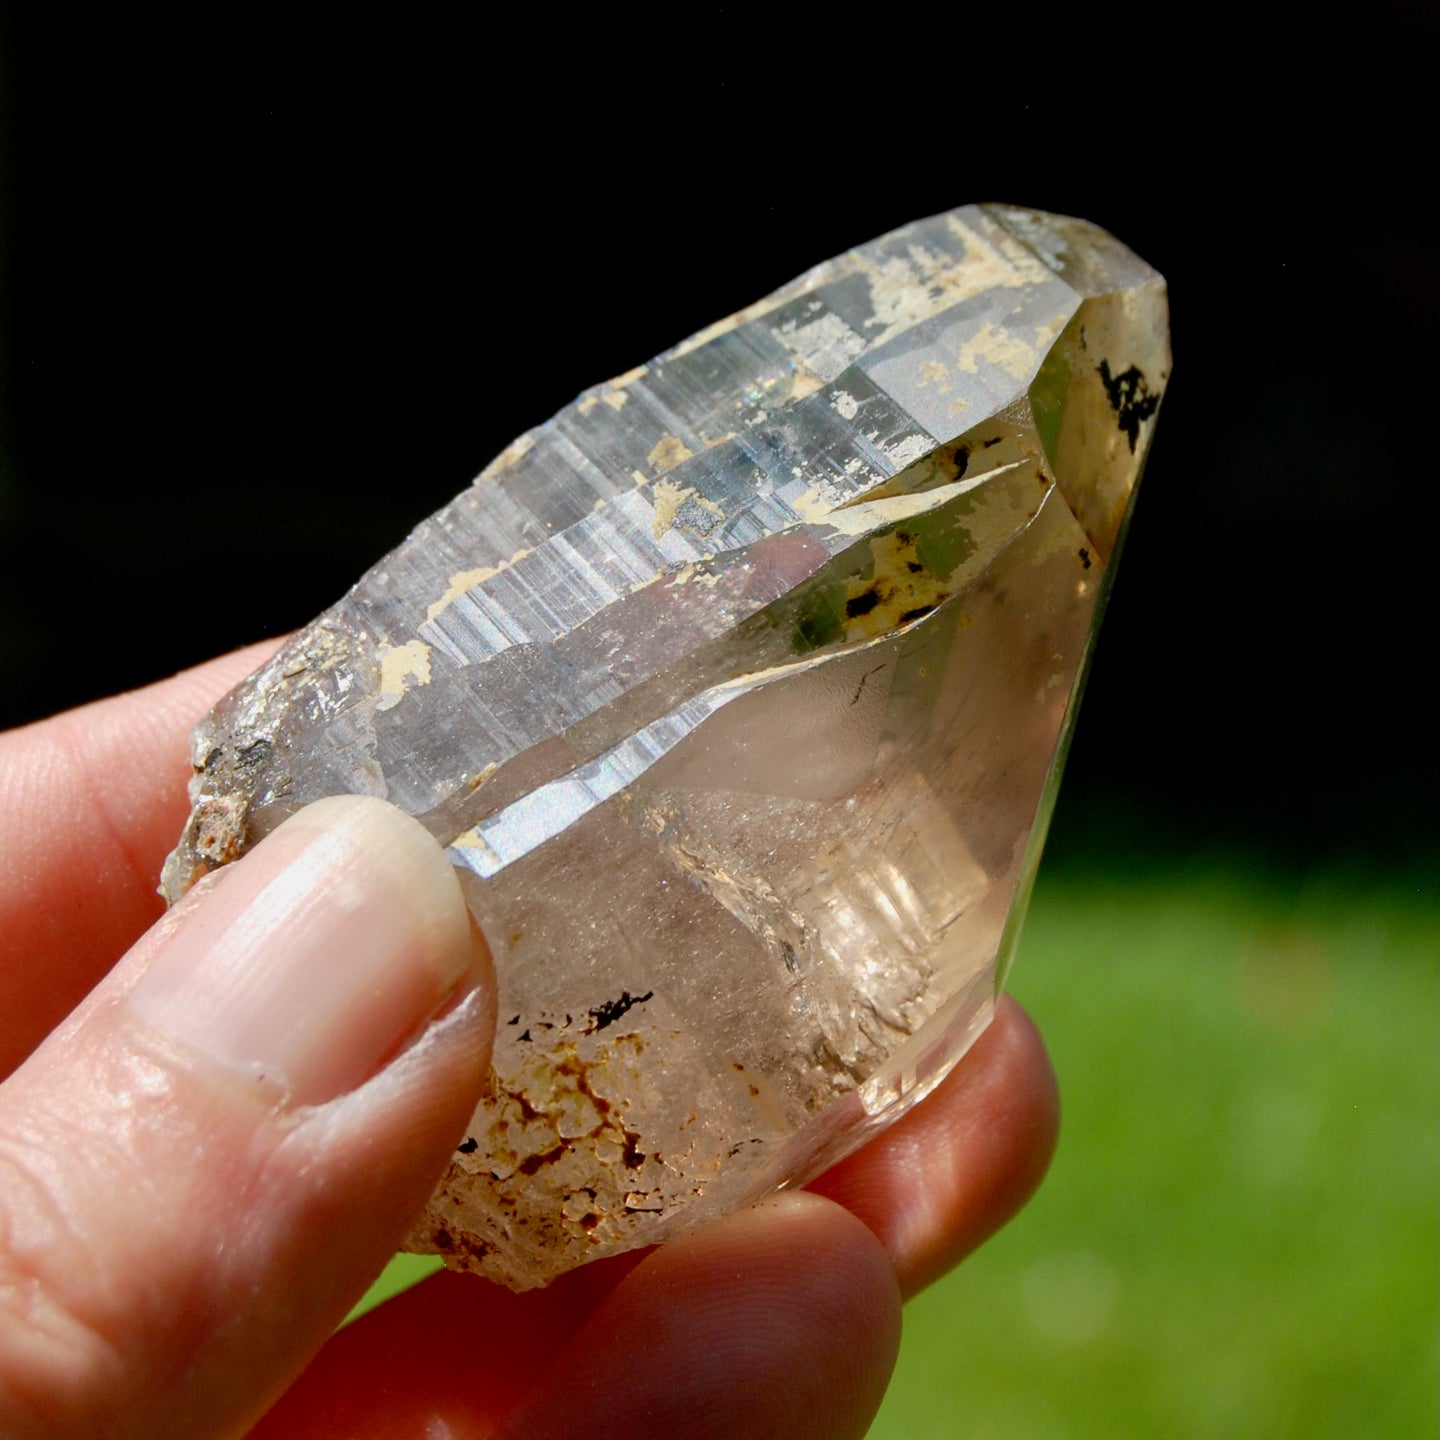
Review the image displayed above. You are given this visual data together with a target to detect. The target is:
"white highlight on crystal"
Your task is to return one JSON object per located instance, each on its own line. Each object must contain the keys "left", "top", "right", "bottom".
{"left": 445, "top": 639, "right": 898, "bottom": 879}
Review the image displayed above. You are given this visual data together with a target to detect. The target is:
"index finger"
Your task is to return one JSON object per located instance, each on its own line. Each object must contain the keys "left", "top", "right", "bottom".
{"left": 0, "top": 641, "right": 279, "bottom": 1078}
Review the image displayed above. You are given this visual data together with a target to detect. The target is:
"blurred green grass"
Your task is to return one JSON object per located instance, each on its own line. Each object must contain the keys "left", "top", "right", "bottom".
{"left": 871, "top": 857, "right": 1437, "bottom": 1439}
{"left": 353, "top": 858, "right": 1437, "bottom": 1436}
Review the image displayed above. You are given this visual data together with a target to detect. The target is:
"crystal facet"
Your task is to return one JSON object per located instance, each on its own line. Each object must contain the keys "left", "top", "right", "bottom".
{"left": 163, "top": 205, "right": 1169, "bottom": 1289}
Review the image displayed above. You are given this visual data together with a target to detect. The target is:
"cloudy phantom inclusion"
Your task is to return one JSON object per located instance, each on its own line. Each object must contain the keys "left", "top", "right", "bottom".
{"left": 164, "top": 205, "right": 1169, "bottom": 1289}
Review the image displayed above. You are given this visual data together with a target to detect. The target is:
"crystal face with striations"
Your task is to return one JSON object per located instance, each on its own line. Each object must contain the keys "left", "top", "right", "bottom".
{"left": 163, "top": 205, "right": 1169, "bottom": 1289}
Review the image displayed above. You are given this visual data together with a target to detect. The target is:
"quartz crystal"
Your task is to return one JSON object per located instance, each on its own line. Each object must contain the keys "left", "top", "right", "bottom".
{"left": 163, "top": 205, "right": 1169, "bottom": 1289}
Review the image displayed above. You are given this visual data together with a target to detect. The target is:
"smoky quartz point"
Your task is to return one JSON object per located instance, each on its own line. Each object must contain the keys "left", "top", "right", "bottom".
{"left": 163, "top": 205, "right": 1169, "bottom": 1289}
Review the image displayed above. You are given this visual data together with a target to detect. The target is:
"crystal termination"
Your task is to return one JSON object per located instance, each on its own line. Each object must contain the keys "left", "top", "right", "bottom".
{"left": 163, "top": 205, "right": 1169, "bottom": 1289}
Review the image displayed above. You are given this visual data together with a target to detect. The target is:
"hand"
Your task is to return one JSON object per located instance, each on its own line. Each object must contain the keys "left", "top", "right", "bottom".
{"left": 0, "top": 646, "right": 1058, "bottom": 1439}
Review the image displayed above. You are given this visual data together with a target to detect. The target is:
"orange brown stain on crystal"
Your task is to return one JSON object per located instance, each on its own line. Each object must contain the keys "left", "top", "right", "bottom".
{"left": 462, "top": 1030, "right": 660, "bottom": 1245}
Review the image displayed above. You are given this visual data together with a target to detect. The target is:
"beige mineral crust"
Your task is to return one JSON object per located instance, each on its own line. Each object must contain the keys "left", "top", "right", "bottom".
{"left": 162, "top": 205, "right": 1170, "bottom": 1289}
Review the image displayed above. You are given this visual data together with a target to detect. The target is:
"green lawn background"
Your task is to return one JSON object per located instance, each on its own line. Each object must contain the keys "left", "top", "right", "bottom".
{"left": 355, "top": 854, "right": 1437, "bottom": 1437}
{"left": 870, "top": 856, "right": 1437, "bottom": 1439}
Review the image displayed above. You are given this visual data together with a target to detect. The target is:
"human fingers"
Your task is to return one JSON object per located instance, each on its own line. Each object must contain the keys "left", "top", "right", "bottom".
{"left": 0, "top": 795, "right": 492, "bottom": 1440}
{"left": 808, "top": 995, "right": 1059, "bottom": 1298}
{"left": 0, "top": 640, "right": 281, "bottom": 1079}
{"left": 246, "top": 1259, "right": 643, "bottom": 1438}
{"left": 252, "top": 1195, "right": 900, "bottom": 1440}
{"left": 250, "top": 996, "right": 1054, "bottom": 1435}
{"left": 492, "top": 1194, "right": 900, "bottom": 1440}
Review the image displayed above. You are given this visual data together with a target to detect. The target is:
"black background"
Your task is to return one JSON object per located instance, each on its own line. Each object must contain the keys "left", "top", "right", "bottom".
{"left": 2, "top": 8, "right": 1433, "bottom": 871}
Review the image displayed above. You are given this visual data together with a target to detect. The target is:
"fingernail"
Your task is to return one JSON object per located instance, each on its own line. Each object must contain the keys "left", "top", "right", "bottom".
{"left": 130, "top": 795, "right": 475, "bottom": 1105}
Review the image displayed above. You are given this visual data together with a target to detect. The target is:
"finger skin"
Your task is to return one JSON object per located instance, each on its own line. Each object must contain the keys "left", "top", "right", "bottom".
{"left": 0, "top": 641, "right": 281, "bottom": 1079}
{"left": 809, "top": 996, "right": 1060, "bottom": 1298}
{"left": 246, "top": 1260, "right": 644, "bottom": 1439}
{"left": 495, "top": 1194, "right": 900, "bottom": 1440}
{"left": 253, "top": 1197, "right": 901, "bottom": 1440}
{"left": 0, "top": 798, "right": 493, "bottom": 1440}
{"left": 252, "top": 999, "right": 1058, "bottom": 1435}
{"left": 0, "top": 995, "right": 490, "bottom": 1439}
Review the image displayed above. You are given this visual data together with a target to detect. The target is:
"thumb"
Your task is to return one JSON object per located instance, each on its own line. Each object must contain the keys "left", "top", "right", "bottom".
{"left": 0, "top": 795, "right": 494, "bottom": 1440}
